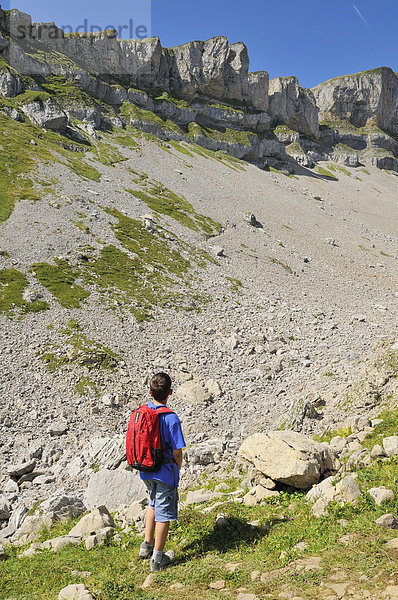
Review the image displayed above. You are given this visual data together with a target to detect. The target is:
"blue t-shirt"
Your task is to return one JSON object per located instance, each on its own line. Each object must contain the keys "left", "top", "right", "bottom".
{"left": 139, "top": 400, "right": 185, "bottom": 488}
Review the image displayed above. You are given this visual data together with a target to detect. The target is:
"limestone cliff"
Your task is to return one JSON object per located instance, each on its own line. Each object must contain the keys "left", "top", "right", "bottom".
{"left": 1, "top": 7, "right": 398, "bottom": 172}
{"left": 268, "top": 76, "right": 319, "bottom": 139}
{"left": 312, "top": 67, "right": 398, "bottom": 135}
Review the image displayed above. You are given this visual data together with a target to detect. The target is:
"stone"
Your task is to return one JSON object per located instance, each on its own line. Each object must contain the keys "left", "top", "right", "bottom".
{"left": 48, "top": 421, "right": 68, "bottom": 436}
{"left": 334, "top": 476, "right": 362, "bottom": 503}
{"left": 114, "top": 499, "right": 147, "bottom": 528}
{"left": 205, "top": 378, "right": 222, "bottom": 397}
{"left": 209, "top": 580, "right": 226, "bottom": 589}
{"left": 386, "top": 537, "right": 398, "bottom": 549}
{"left": 243, "top": 485, "right": 279, "bottom": 506}
{"left": 85, "top": 527, "right": 114, "bottom": 550}
{"left": 370, "top": 444, "right": 385, "bottom": 459}
{"left": 68, "top": 506, "right": 115, "bottom": 538}
{"left": 236, "top": 595, "right": 258, "bottom": 600}
{"left": 142, "top": 573, "right": 156, "bottom": 589}
{"left": 58, "top": 584, "right": 93, "bottom": 600}
{"left": 369, "top": 487, "right": 395, "bottom": 506}
{"left": 7, "top": 459, "right": 36, "bottom": 478}
{"left": 12, "top": 513, "right": 54, "bottom": 545}
{"left": 40, "top": 495, "right": 85, "bottom": 520}
{"left": 0, "top": 497, "right": 10, "bottom": 520}
{"left": 384, "top": 586, "right": 398, "bottom": 599}
{"left": 0, "top": 543, "right": 6, "bottom": 560}
{"left": 4, "top": 480, "right": 19, "bottom": 494}
{"left": 41, "top": 535, "right": 81, "bottom": 552}
{"left": 83, "top": 468, "right": 146, "bottom": 511}
{"left": 238, "top": 431, "right": 334, "bottom": 489}
{"left": 383, "top": 436, "right": 398, "bottom": 457}
{"left": 175, "top": 381, "right": 211, "bottom": 405}
{"left": 376, "top": 514, "right": 398, "bottom": 529}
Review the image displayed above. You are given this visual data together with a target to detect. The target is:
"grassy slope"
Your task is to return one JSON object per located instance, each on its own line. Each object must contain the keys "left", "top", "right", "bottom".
{"left": 1, "top": 411, "right": 397, "bottom": 600}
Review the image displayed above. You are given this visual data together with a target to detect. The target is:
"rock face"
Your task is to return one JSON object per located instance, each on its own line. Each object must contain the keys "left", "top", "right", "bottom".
{"left": 312, "top": 67, "right": 398, "bottom": 134}
{"left": 268, "top": 76, "right": 319, "bottom": 138}
{"left": 1, "top": 9, "right": 262, "bottom": 109}
{"left": 20, "top": 98, "right": 68, "bottom": 131}
{"left": 238, "top": 431, "right": 335, "bottom": 489}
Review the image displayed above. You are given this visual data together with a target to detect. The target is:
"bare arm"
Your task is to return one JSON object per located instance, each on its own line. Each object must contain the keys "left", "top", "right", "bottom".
{"left": 173, "top": 448, "right": 183, "bottom": 470}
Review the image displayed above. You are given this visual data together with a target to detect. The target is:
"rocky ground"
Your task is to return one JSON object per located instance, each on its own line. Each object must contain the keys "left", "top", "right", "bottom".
{"left": 0, "top": 129, "right": 397, "bottom": 522}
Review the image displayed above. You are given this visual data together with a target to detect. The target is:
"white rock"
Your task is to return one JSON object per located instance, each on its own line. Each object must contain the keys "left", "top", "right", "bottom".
{"left": 383, "top": 436, "right": 398, "bottom": 457}
{"left": 58, "top": 584, "right": 93, "bottom": 600}
{"left": 334, "top": 475, "right": 362, "bottom": 503}
{"left": 369, "top": 487, "right": 395, "bottom": 506}
{"left": 68, "top": 506, "right": 115, "bottom": 538}
{"left": 83, "top": 468, "right": 146, "bottom": 511}
{"left": 175, "top": 381, "right": 211, "bottom": 405}
{"left": 238, "top": 430, "right": 333, "bottom": 489}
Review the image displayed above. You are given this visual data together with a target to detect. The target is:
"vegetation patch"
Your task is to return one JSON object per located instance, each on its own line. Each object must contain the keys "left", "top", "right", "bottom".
{"left": 120, "top": 102, "right": 184, "bottom": 135}
{"left": 126, "top": 180, "right": 220, "bottom": 236}
{"left": 225, "top": 276, "right": 243, "bottom": 293}
{"left": 0, "top": 268, "right": 49, "bottom": 313}
{"left": 31, "top": 259, "right": 90, "bottom": 309}
{"left": 315, "top": 166, "right": 338, "bottom": 180}
{"left": 74, "top": 210, "right": 212, "bottom": 320}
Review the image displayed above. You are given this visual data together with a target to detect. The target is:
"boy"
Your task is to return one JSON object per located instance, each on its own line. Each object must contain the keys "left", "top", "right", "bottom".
{"left": 138, "top": 372, "right": 185, "bottom": 572}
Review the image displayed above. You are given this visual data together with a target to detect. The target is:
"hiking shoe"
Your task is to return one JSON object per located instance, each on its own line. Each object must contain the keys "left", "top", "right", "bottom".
{"left": 150, "top": 550, "right": 175, "bottom": 572}
{"left": 139, "top": 541, "right": 154, "bottom": 559}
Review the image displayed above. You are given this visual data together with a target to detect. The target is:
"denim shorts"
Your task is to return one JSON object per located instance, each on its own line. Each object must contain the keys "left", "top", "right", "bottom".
{"left": 144, "top": 479, "right": 179, "bottom": 522}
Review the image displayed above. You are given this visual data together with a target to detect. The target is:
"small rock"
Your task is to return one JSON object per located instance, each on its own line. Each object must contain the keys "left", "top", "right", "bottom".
{"left": 376, "top": 514, "right": 398, "bottom": 529}
{"left": 58, "top": 584, "right": 93, "bottom": 600}
{"left": 0, "top": 543, "right": 6, "bottom": 560}
{"left": 142, "top": 573, "right": 156, "bottom": 589}
{"left": 48, "top": 421, "right": 68, "bottom": 436}
{"left": 368, "top": 487, "right": 395, "bottom": 506}
{"left": 383, "top": 436, "right": 398, "bottom": 457}
{"left": 169, "top": 583, "right": 184, "bottom": 590}
{"left": 209, "top": 580, "right": 226, "bottom": 589}
{"left": 0, "top": 497, "right": 11, "bottom": 520}
{"left": 386, "top": 537, "right": 398, "bottom": 549}
{"left": 370, "top": 444, "right": 385, "bottom": 459}
{"left": 237, "top": 594, "right": 258, "bottom": 600}
{"left": 7, "top": 460, "right": 36, "bottom": 478}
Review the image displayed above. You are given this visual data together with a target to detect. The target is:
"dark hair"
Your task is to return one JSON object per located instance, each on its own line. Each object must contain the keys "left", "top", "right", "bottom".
{"left": 150, "top": 372, "right": 172, "bottom": 402}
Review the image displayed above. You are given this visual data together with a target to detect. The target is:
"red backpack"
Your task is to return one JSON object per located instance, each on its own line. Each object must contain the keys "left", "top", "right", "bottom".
{"left": 126, "top": 403, "right": 174, "bottom": 472}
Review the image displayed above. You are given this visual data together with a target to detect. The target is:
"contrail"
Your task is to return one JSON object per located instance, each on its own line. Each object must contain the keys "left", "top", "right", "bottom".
{"left": 352, "top": 3, "right": 373, "bottom": 33}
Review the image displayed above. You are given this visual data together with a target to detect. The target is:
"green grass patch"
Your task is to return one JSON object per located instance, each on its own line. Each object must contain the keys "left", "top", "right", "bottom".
{"left": 126, "top": 183, "right": 220, "bottom": 236}
{"left": 32, "top": 259, "right": 90, "bottom": 309}
{"left": 315, "top": 166, "right": 338, "bottom": 180}
{"left": 225, "top": 276, "right": 243, "bottom": 293}
{"left": 120, "top": 102, "right": 184, "bottom": 135}
{"left": 0, "top": 268, "right": 49, "bottom": 314}
{"left": 38, "top": 326, "right": 120, "bottom": 373}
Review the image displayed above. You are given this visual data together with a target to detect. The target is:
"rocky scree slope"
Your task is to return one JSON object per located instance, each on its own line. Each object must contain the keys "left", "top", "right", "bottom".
{"left": 0, "top": 8, "right": 397, "bottom": 173}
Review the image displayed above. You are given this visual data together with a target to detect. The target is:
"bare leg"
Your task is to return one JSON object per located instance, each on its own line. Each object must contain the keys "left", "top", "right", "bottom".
{"left": 154, "top": 521, "right": 170, "bottom": 552}
{"left": 144, "top": 506, "right": 155, "bottom": 545}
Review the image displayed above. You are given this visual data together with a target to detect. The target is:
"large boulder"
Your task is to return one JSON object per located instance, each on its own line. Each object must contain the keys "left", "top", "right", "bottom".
{"left": 238, "top": 431, "right": 336, "bottom": 489}
{"left": 83, "top": 468, "right": 146, "bottom": 511}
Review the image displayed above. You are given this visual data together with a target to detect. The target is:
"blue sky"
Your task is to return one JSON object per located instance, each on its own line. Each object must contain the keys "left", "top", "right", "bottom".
{"left": 7, "top": 0, "right": 398, "bottom": 88}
